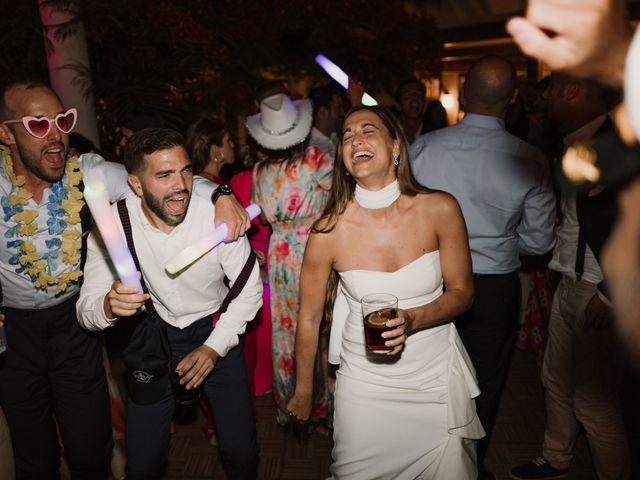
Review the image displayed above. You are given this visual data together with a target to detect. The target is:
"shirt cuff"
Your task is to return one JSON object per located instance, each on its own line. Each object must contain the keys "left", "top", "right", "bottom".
{"left": 203, "top": 327, "right": 237, "bottom": 358}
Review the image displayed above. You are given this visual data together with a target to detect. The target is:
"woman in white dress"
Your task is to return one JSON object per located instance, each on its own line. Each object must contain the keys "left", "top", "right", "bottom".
{"left": 287, "top": 106, "right": 485, "bottom": 479}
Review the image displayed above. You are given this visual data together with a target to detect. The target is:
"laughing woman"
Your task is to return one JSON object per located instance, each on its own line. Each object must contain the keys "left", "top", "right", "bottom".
{"left": 287, "top": 106, "right": 485, "bottom": 479}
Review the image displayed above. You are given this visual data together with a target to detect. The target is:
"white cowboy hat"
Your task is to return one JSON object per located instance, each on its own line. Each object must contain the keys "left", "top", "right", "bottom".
{"left": 246, "top": 93, "right": 313, "bottom": 150}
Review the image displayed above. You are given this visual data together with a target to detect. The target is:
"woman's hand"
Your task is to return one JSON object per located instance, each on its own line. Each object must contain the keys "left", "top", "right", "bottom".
{"left": 381, "top": 309, "right": 413, "bottom": 355}
{"left": 286, "top": 391, "right": 313, "bottom": 423}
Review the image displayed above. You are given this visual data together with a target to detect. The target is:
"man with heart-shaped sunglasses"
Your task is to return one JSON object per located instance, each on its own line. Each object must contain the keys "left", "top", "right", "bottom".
{"left": 0, "top": 79, "right": 251, "bottom": 479}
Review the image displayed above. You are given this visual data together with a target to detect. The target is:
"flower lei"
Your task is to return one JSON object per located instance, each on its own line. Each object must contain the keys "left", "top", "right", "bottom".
{"left": 1, "top": 145, "right": 84, "bottom": 294}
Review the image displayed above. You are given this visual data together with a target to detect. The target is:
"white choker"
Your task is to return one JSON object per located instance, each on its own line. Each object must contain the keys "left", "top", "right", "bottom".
{"left": 355, "top": 180, "right": 401, "bottom": 209}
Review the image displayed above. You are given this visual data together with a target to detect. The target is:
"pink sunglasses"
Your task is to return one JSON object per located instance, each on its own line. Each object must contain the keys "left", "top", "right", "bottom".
{"left": 2, "top": 108, "right": 77, "bottom": 138}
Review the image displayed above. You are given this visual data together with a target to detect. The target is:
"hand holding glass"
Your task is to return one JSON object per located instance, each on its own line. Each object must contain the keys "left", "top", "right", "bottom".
{"left": 361, "top": 293, "right": 398, "bottom": 352}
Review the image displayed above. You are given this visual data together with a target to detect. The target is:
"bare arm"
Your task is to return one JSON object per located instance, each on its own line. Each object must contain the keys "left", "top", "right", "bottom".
{"left": 383, "top": 194, "right": 474, "bottom": 353}
{"left": 506, "top": 0, "right": 632, "bottom": 87}
{"left": 286, "top": 230, "right": 335, "bottom": 421}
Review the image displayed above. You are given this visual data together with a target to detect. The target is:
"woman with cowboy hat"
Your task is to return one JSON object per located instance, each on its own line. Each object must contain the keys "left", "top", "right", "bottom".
{"left": 247, "top": 92, "right": 334, "bottom": 430}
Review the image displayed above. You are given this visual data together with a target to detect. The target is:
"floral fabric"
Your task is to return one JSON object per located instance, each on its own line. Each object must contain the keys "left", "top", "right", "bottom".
{"left": 517, "top": 269, "right": 552, "bottom": 361}
{"left": 252, "top": 146, "right": 333, "bottom": 425}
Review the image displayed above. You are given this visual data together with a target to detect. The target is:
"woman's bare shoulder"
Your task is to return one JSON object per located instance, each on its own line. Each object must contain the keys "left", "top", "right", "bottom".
{"left": 412, "top": 190, "right": 461, "bottom": 217}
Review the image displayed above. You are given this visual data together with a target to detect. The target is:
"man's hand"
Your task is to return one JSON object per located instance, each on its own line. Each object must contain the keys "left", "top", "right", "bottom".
{"left": 506, "top": 0, "right": 633, "bottom": 86}
{"left": 104, "top": 280, "right": 148, "bottom": 319}
{"left": 583, "top": 293, "right": 613, "bottom": 330}
{"left": 214, "top": 195, "right": 250, "bottom": 242}
{"left": 175, "top": 345, "right": 219, "bottom": 390}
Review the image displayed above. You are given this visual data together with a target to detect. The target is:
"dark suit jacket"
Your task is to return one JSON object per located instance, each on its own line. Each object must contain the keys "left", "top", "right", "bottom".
{"left": 575, "top": 117, "right": 617, "bottom": 298}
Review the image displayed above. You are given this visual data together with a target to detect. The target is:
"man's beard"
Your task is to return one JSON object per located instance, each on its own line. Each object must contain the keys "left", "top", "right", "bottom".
{"left": 141, "top": 187, "right": 191, "bottom": 226}
{"left": 16, "top": 141, "right": 66, "bottom": 183}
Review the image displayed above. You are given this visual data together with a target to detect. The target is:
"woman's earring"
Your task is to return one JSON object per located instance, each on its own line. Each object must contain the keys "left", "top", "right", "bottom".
{"left": 393, "top": 155, "right": 399, "bottom": 166}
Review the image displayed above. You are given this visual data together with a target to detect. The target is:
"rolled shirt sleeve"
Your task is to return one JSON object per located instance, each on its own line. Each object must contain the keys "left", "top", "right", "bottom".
{"left": 76, "top": 229, "right": 121, "bottom": 331}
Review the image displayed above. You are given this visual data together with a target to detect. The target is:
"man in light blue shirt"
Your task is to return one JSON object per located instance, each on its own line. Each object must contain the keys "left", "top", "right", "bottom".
{"left": 411, "top": 56, "right": 556, "bottom": 480}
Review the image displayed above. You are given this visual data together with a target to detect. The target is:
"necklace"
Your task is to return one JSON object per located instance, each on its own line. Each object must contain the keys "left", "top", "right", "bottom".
{"left": 354, "top": 180, "right": 401, "bottom": 209}
{"left": 1, "top": 145, "right": 84, "bottom": 294}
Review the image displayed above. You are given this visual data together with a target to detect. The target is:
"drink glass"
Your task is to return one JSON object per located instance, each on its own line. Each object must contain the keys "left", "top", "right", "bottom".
{"left": 171, "top": 356, "right": 201, "bottom": 406}
{"left": 361, "top": 293, "right": 398, "bottom": 352}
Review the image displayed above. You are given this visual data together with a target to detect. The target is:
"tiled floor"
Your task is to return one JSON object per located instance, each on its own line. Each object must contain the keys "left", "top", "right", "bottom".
{"left": 163, "top": 349, "right": 599, "bottom": 479}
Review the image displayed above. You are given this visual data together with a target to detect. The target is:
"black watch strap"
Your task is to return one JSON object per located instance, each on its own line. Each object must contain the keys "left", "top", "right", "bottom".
{"left": 212, "top": 184, "right": 233, "bottom": 204}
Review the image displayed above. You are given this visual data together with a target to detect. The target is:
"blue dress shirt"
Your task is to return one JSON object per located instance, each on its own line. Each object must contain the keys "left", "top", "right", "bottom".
{"left": 410, "top": 113, "right": 556, "bottom": 274}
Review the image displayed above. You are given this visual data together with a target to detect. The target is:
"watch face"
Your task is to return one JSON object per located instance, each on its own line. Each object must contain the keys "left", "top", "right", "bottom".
{"left": 213, "top": 184, "right": 233, "bottom": 204}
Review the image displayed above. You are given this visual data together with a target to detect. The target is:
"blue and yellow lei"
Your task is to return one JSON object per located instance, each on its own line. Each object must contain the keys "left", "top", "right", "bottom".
{"left": 1, "top": 145, "right": 84, "bottom": 294}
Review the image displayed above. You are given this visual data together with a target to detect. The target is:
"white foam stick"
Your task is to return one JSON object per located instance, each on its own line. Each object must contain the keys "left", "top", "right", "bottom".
{"left": 165, "top": 204, "right": 261, "bottom": 274}
{"left": 315, "top": 53, "right": 378, "bottom": 106}
{"left": 83, "top": 176, "right": 143, "bottom": 292}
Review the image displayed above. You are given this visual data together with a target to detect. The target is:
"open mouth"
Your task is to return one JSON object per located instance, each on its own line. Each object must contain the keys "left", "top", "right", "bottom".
{"left": 352, "top": 150, "right": 374, "bottom": 163}
{"left": 165, "top": 194, "right": 189, "bottom": 216}
{"left": 42, "top": 145, "right": 66, "bottom": 169}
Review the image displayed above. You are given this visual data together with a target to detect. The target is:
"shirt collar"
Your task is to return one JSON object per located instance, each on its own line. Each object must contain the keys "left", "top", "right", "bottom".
{"left": 460, "top": 113, "right": 505, "bottom": 130}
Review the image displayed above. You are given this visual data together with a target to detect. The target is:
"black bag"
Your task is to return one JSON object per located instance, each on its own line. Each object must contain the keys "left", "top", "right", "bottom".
{"left": 117, "top": 200, "right": 171, "bottom": 405}
{"left": 121, "top": 311, "right": 171, "bottom": 405}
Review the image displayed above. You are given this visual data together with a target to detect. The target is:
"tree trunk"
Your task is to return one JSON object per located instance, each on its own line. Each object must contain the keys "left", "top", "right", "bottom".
{"left": 38, "top": 1, "right": 101, "bottom": 148}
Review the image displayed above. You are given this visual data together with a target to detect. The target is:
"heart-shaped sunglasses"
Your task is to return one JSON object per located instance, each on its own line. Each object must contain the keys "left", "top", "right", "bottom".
{"left": 2, "top": 108, "right": 77, "bottom": 138}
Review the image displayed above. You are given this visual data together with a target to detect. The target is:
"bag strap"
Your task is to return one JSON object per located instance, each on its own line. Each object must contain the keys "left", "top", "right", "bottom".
{"left": 213, "top": 249, "right": 257, "bottom": 325}
{"left": 116, "top": 199, "right": 158, "bottom": 316}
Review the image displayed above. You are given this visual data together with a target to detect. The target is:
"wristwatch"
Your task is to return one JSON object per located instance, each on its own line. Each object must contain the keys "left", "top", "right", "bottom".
{"left": 211, "top": 184, "right": 233, "bottom": 205}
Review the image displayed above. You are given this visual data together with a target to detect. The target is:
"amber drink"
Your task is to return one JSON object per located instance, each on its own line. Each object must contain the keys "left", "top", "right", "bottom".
{"left": 361, "top": 293, "right": 398, "bottom": 352}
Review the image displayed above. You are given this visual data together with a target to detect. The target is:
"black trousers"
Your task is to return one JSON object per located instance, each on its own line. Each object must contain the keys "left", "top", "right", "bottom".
{"left": 0, "top": 294, "right": 113, "bottom": 480}
{"left": 125, "top": 316, "right": 258, "bottom": 480}
{"left": 455, "top": 271, "right": 521, "bottom": 469}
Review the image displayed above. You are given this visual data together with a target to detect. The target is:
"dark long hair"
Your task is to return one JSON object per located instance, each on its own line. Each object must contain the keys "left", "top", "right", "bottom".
{"left": 185, "top": 118, "right": 227, "bottom": 175}
{"left": 313, "top": 105, "right": 428, "bottom": 234}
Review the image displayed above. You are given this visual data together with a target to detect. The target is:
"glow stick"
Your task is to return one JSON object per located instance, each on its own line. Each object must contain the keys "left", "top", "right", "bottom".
{"left": 82, "top": 176, "right": 143, "bottom": 292}
{"left": 165, "top": 204, "right": 261, "bottom": 274}
{"left": 315, "top": 54, "right": 378, "bottom": 106}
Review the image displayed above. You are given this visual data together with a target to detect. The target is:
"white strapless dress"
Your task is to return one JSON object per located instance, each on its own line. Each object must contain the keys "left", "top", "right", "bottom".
{"left": 329, "top": 251, "right": 485, "bottom": 480}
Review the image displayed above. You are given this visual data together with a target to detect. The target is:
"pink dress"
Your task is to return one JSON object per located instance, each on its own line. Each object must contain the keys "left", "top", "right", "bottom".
{"left": 230, "top": 170, "right": 273, "bottom": 395}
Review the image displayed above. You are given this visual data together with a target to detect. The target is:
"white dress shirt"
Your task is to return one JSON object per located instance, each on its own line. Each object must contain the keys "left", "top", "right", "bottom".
{"left": 0, "top": 150, "right": 219, "bottom": 309}
{"left": 0, "top": 153, "right": 130, "bottom": 308}
{"left": 548, "top": 114, "right": 607, "bottom": 284}
{"left": 76, "top": 195, "right": 262, "bottom": 357}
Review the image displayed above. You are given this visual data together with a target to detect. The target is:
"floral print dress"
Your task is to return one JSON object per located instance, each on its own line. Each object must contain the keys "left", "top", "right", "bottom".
{"left": 252, "top": 146, "right": 333, "bottom": 426}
